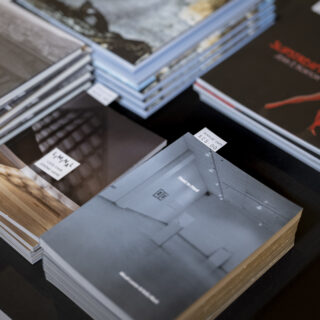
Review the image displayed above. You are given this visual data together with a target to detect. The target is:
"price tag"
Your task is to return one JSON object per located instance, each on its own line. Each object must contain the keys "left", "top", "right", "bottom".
{"left": 194, "top": 128, "right": 227, "bottom": 152}
{"left": 87, "top": 83, "right": 118, "bottom": 106}
{"left": 34, "top": 148, "right": 80, "bottom": 181}
{"left": 312, "top": 1, "right": 320, "bottom": 15}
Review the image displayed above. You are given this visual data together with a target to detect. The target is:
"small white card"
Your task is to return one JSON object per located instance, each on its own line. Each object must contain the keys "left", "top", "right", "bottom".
{"left": 87, "top": 83, "right": 118, "bottom": 106}
{"left": 34, "top": 148, "right": 80, "bottom": 181}
{"left": 194, "top": 128, "right": 227, "bottom": 152}
{"left": 312, "top": 1, "right": 320, "bottom": 15}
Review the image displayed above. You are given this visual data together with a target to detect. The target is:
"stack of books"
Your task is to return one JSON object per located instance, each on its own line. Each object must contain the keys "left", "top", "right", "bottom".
{"left": 194, "top": 0, "right": 320, "bottom": 171}
{"left": 0, "top": 0, "right": 92, "bottom": 144}
{"left": 40, "top": 133, "right": 301, "bottom": 320}
{"left": 0, "top": 92, "right": 166, "bottom": 263}
{"left": 17, "top": 0, "right": 276, "bottom": 118}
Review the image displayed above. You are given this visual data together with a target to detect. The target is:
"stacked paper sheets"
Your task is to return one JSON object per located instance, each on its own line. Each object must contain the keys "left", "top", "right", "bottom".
{"left": 17, "top": 0, "right": 275, "bottom": 118}
{"left": 194, "top": 0, "right": 320, "bottom": 171}
{"left": 39, "top": 133, "right": 302, "bottom": 320}
{"left": 0, "top": 0, "right": 93, "bottom": 144}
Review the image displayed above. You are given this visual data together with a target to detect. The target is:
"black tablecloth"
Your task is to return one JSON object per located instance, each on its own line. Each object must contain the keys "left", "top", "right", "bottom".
{"left": 0, "top": 87, "right": 319, "bottom": 320}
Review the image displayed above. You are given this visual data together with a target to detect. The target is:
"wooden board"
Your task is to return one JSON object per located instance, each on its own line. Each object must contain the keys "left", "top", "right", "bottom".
{"left": 0, "top": 164, "right": 72, "bottom": 241}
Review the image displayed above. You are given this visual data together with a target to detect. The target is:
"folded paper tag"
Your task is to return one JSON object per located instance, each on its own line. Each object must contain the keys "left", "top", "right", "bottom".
{"left": 87, "top": 83, "right": 118, "bottom": 106}
{"left": 195, "top": 127, "right": 227, "bottom": 152}
{"left": 34, "top": 148, "right": 80, "bottom": 181}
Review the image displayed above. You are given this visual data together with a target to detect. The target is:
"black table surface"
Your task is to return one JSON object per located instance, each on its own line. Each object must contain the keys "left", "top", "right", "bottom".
{"left": 0, "top": 87, "right": 319, "bottom": 320}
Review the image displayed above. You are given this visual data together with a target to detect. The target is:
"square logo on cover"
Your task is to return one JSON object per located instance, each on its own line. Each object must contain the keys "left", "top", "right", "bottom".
{"left": 153, "top": 189, "right": 169, "bottom": 201}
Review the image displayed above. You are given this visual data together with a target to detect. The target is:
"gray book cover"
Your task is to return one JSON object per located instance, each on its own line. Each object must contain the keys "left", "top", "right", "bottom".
{"left": 0, "top": 0, "right": 83, "bottom": 99}
{"left": 41, "top": 133, "right": 301, "bottom": 320}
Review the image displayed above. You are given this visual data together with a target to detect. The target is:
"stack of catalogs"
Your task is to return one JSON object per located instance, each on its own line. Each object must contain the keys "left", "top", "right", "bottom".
{"left": 194, "top": 0, "right": 320, "bottom": 172}
{"left": 17, "top": 0, "right": 276, "bottom": 118}
{"left": 0, "top": 92, "right": 166, "bottom": 264}
{"left": 0, "top": 0, "right": 93, "bottom": 144}
{"left": 40, "top": 133, "right": 302, "bottom": 320}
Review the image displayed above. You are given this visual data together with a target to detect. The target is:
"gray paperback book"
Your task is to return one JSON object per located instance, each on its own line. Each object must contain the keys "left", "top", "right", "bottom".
{"left": 20, "top": 0, "right": 232, "bottom": 64}
{"left": 41, "top": 133, "right": 302, "bottom": 320}
{"left": 0, "top": 0, "right": 84, "bottom": 105}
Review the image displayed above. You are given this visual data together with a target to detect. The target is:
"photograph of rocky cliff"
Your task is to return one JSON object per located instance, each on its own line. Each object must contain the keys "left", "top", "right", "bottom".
{"left": 24, "top": 0, "right": 231, "bottom": 64}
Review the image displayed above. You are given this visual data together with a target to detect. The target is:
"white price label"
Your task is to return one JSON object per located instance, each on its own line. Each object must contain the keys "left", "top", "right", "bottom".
{"left": 34, "top": 148, "right": 80, "bottom": 181}
{"left": 194, "top": 128, "right": 227, "bottom": 152}
{"left": 312, "top": 1, "right": 320, "bottom": 15}
{"left": 87, "top": 83, "right": 118, "bottom": 106}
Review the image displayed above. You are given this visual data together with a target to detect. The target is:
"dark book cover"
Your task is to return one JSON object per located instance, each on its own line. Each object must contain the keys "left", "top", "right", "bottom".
{"left": 199, "top": 0, "right": 320, "bottom": 150}
{"left": 1, "top": 92, "right": 166, "bottom": 206}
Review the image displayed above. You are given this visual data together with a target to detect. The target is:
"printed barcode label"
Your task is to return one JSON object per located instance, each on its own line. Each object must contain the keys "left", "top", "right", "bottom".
{"left": 194, "top": 128, "right": 227, "bottom": 152}
{"left": 312, "top": 1, "right": 320, "bottom": 14}
{"left": 34, "top": 148, "right": 80, "bottom": 181}
{"left": 87, "top": 83, "right": 118, "bottom": 106}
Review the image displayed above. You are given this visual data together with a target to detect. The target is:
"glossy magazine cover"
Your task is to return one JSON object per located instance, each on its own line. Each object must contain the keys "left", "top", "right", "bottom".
{"left": 96, "top": 0, "right": 275, "bottom": 102}
{"left": 2, "top": 92, "right": 165, "bottom": 206}
{"left": 22, "top": 0, "right": 232, "bottom": 64}
{"left": 198, "top": 0, "right": 320, "bottom": 151}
